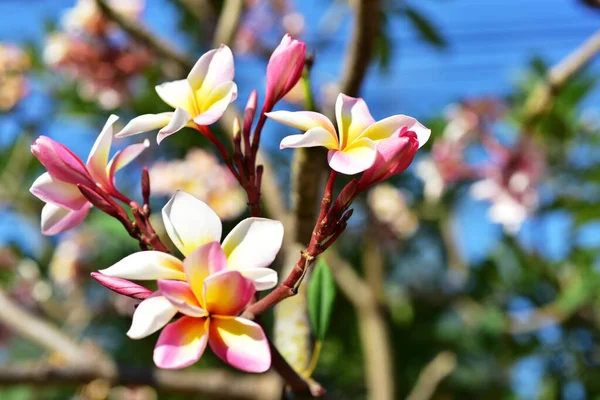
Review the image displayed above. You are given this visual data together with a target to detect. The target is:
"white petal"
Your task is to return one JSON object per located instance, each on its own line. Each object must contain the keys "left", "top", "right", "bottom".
{"left": 41, "top": 203, "right": 91, "bottom": 236}
{"left": 115, "top": 113, "right": 173, "bottom": 138}
{"left": 157, "top": 107, "right": 192, "bottom": 144}
{"left": 266, "top": 110, "right": 336, "bottom": 135}
{"left": 239, "top": 268, "right": 278, "bottom": 291}
{"left": 279, "top": 127, "right": 338, "bottom": 150}
{"left": 221, "top": 218, "right": 283, "bottom": 270}
{"left": 162, "top": 191, "right": 222, "bottom": 257}
{"left": 99, "top": 251, "right": 185, "bottom": 280}
{"left": 30, "top": 172, "right": 87, "bottom": 210}
{"left": 86, "top": 114, "right": 118, "bottom": 186}
{"left": 155, "top": 79, "right": 196, "bottom": 113}
{"left": 127, "top": 295, "right": 178, "bottom": 339}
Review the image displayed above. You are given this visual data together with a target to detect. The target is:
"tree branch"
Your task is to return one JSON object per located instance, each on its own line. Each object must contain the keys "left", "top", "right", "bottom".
{"left": 212, "top": 0, "right": 245, "bottom": 47}
{"left": 406, "top": 352, "right": 457, "bottom": 400}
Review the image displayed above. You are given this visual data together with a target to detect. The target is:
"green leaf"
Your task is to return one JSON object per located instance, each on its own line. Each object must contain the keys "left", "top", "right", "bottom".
{"left": 405, "top": 6, "right": 447, "bottom": 49}
{"left": 307, "top": 258, "right": 337, "bottom": 340}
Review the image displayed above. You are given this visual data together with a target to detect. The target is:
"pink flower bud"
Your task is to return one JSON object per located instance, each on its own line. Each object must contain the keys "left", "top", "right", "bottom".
{"left": 31, "top": 136, "right": 93, "bottom": 185}
{"left": 91, "top": 272, "right": 152, "bottom": 300}
{"left": 358, "top": 129, "right": 419, "bottom": 190}
{"left": 265, "top": 34, "right": 306, "bottom": 109}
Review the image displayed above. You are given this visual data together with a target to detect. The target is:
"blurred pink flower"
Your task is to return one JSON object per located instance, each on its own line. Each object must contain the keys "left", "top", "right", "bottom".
{"left": 149, "top": 149, "right": 246, "bottom": 220}
{"left": 0, "top": 43, "right": 30, "bottom": 111}
{"left": 367, "top": 183, "right": 419, "bottom": 240}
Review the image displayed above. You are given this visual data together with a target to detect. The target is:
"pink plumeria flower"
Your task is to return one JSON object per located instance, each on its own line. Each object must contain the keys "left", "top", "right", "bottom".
{"left": 127, "top": 243, "right": 270, "bottom": 371}
{"left": 30, "top": 115, "right": 149, "bottom": 235}
{"left": 99, "top": 190, "right": 282, "bottom": 291}
{"left": 267, "top": 93, "right": 430, "bottom": 175}
{"left": 115, "top": 46, "right": 238, "bottom": 144}
{"left": 264, "top": 34, "right": 306, "bottom": 109}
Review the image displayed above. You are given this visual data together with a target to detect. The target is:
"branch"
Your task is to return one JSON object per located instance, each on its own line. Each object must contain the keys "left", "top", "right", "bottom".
{"left": 524, "top": 29, "right": 600, "bottom": 122}
{"left": 324, "top": 250, "right": 395, "bottom": 400}
{"left": 212, "top": 0, "right": 245, "bottom": 47}
{"left": 405, "top": 352, "right": 457, "bottom": 400}
{"left": 94, "top": 0, "right": 194, "bottom": 72}
{"left": 0, "top": 363, "right": 281, "bottom": 400}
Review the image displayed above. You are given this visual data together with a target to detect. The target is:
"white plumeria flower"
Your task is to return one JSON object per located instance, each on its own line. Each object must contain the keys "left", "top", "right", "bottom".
{"left": 100, "top": 191, "right": 283, "bottom": 291}
{"left": 115, "top": 45, "right": 238, "bottom": 144}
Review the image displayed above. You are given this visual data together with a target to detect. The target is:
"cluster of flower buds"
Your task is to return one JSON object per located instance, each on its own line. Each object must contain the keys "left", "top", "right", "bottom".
{"left": 30, "top": 33, "right": 430, "bottom": 375}
{"left": 44, "top": 0, "right": 152, "bottom": 109}
{"left": 0, "top": 43, "right": 30, "bottom": 111}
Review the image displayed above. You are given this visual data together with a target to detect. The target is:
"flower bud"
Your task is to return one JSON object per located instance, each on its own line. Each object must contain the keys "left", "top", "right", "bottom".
{"left": 90, "top": 272, "right": 152, "bottom": 300}
{"left": 31, "top": 136, "right": 93, "bottom": 185}
{"left": 264, "top": 34, "right": 306, "bottom": 109}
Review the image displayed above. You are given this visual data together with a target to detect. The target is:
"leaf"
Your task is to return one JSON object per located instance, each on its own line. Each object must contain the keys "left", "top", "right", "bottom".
{"left": 405, "top": 6, "right": 447, "bottom": 49}
{"left": 307, "top": 258, "right": 336, "bottom": 340}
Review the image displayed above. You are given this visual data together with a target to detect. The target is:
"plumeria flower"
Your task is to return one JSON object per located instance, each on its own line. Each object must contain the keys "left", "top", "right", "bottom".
{"left": 267, "top": 93, "right": 430, "bottom": 175}
{"left": 30, "top": 115, "right": 149, "bottom": 235}
{"left": 127, "top": 243, "right": 270, "bottom": 371}
{"left": 99, "top": 191, "right": 283, "bottom": 291}
{"left": 115, "top": 46, "right": 237, "bottom": 144}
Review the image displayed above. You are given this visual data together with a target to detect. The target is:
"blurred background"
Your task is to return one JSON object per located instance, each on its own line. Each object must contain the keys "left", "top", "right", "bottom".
{"left": 1, "top": 0, "right": 600, "bottom": 399}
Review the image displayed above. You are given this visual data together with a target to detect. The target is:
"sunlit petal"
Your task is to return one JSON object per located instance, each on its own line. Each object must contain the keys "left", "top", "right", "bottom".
{"left": 360, "top": 115, "right": 431, "bottom": 147}
{"left": 127, "top": 294, "right": 178, "bottom": 339}
{"left": 327, "top": 138, "right": 377, "bottom": 175}
{"left": 279, "top": 127, "right": 338, "bottom": 150}
{"left": 157, "top": 107, "right": 192, "bottom": 144}
{"left": 162, "top": 191, "right": 222, "bottom": 257}
{"left": 30, "top": 172, "right": 87, "bottom": 210}
{"left": 99, "top": 251, "right": 185, "bottom": 280}
{"left": 86, "top": 114, "right": 118, "bottom": 187}
{"left": 184, "top": 242, "right": 227, "bottom": 301}
{"left": 209, "top": 317, "right": 270, "bottom": 373}
{"left": 203, "top": 270, "right": 255, "bottom": 316}
{"left": 154, "top": 316, "right": 209, "bottom": 369}
{"left": 40, "top": 202, "right": 91, "bottom": 236}
{"left": 107, "top": 139, "right": 150, "bottom": 180}
{"left": 115, "top": 113, "right": 173, "bottom": 138}
{"left": 188, "top": 45, "right": 234, "bottom": 97}
{"left": 266, "top": 111, "right": 336, "bottom": 135}
{"left": 155, "top": 79, "right": 196, "bottom": 113}
{"left": 238, "top": 268, "right": 278, "bottom": 291}
{"left": 335, "top": 93, "right": 375, "bottom": 148}
{"left": 221, "top": 218, "right": 283, "bottom": 271}
{"left": 157, "top": 280, "right": 206, "bottom": 318}
{"left": 193, "top": 81, "right": 237, "bottom": 126}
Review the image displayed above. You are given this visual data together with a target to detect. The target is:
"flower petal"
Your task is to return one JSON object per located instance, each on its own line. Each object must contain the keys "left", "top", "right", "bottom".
{"left": 155, "top": 79, "right": 196, "bottom": 113}
{"left": 99, "top": 251, "right": 185, "bottom": 280}
{"left": 203, "top": 270, "right": 255, "bottom": 316}
{"left": 266, "top": 111, "right": 336, "bottom": 136}
{"left": 115, "top": 113, "right": 173, "bottom": 138}
{"left": 157, "top": 107, "right": 192, "bottom": 144}
{"left": 238, "top": 268, "right": 278, "bottom": 291}
{"left": 107, "top": 139, "right": 150, "bottom": 180}
{"left": 327, "top": 138, "right": 377, "bottom": 175}
{"left": 162, "top": 191, "right": 222, "bottom": 257}
{"left": 184, "top": 242, "right": 227, "bottom": 301}
{"left": 335, "top": 93, "right": 375, "bottom": 148}
{"left": 86, "top": 114, "right": 118, "bottom": 187}
{"left": 157, "top": 280, "right": 206, "bottom": 318}
{"left": 30, "top": 172, "right": 87, "bottom": 210}
{"left": 188, "top": 45, "right": 234, "bottom": 97}
{"left": 193, "top": 81, "right": 237, "bottom": 126}
{"left": 221, "top": 218, "right": 283, "bottom": 271}
{"left": 360, "top": 114, "right": 431, "bottom": 148}
{"left": 31, "top": 136, "right": 93, "bottom": 186}
{"left": 279, "top": 127, "right": 338, "bottom": 150}
{"left": 90, "top": 272, "right": 153, "bottom": 300}
{"left": 127, "top": 294, "right": 178, "bottom": 339}
{"left": 208, "top": 317, "right": 270, "bottom": 373}
{"left": 154, "top": 316, "right": 209, "bottom": 369}
{"left": 40, "top": 202, "right": 91, "bottom": 236}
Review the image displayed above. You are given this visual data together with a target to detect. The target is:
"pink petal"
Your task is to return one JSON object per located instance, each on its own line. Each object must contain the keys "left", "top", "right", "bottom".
{"left": 360, "top": 114, "right": 431, "bottom": 148}
{"left": 86, "top": 115, "right": 118, "bottom": 188}
{"left": 265, "top": 34, "right": 306, "bottom": 107}
{"left": 327, "top": 138, "right": 377, "bottom": 175}
{"left": 266, "top": 111, "right": 336, "bottom": 136}
{"left": 157, "top": 280, "right": 206, "bottom": 317}
{"left": 154, "top": 316, "right": 209, "bottom": 369}
{"left": 208, "top": 317, "right": 270, "bottom": 373}
{"left": 184, "top": 242, "right": 227, "bottom": 301}
{"left": 31, "top": 136, "right": 92, "bottom": 186}
{"left": 157, "top": 107, "right": 192, "bottom": 144}
{"left": 107, "top": 139, "right": 150, "bottom": 185}
{"left": 193, "top": 81, "right": 238, "bottom": 126}
{"left": 40, "top": 203, "right": 91, "bottom": 236}
{"left": 202, "top": 271, "right": 255, "bottom": 316}
{"left": 30, "top": 172, "right": 88, "bottom": 210}
{"left": 279, "top": 127, "right": 338, "bottom": 150}
{"left": 335, "top": 94, "right": 375, "bottom": 148}
{"left": 90, "top": 272, "right": 153, "bottom": 300}
{"left": 188, "top": 45, "right": 235, "bottom": 96}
